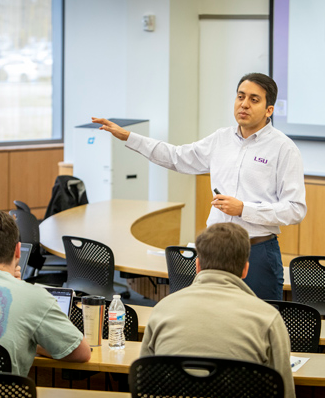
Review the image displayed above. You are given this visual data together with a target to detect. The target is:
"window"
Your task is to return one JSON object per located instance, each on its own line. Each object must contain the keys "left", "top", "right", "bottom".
{"left": 0, "top": 0, "right": 63, "bottom": 145}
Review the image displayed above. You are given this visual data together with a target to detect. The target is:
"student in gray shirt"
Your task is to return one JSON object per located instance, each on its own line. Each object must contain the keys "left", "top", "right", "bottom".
{"left": 0, "top": 211, "right": 91, "bottom": 376}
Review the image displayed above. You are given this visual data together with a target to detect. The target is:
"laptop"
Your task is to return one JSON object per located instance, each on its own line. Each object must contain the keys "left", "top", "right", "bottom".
{"left": 45, "top": 287, "right": 74, "bottom": 317}
{"left": 19, "top": 243, "right": 33, "bottom": 279}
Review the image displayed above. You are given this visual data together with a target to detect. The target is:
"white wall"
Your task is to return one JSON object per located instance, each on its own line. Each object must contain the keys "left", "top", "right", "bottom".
{"left": 124, "top": 0, "right": 171, "bottom": 203}
{"left": 64, "top": 0, "right": 128, "bottom": 162}
{"left": 167, "top": 0, "right": 200, "bottom": 243}
{"left": 65, "top": 0, "right": 200, "bottom": 243}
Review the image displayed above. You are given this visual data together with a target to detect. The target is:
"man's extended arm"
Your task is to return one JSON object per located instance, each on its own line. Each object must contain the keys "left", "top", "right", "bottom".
{"left": 36, "top": 337, "right": 91, "bottom": 362}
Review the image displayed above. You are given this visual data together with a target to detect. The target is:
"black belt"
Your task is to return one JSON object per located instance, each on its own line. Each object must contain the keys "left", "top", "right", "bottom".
{"left": 250, "top": 234, "right": 276, "bottom": 246}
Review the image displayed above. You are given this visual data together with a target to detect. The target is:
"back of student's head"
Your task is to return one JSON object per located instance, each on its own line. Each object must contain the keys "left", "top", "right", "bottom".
{"left": 0, "top": 211, "right": 19, "bottom": 265}
{"left": 195, "top": 223, "right": 250, "bottom": 277}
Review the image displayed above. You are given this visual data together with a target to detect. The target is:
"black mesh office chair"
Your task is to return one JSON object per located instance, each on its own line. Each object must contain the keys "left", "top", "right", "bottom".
{"left": 290, "top": 256, "right": 325, "bottom": 316}
{"left": 70, "top": 296, "right": 138, "bottom": 341}
{"left": 165, "top": 246, "right": 197, "bottom": 294}
{"left": 9, "top": 209, "right": 67, "bottom": 284}
{"left": 129, "top": 356, "right": 284, "bottom": 398}
{"left": 62, "top": 236, "right": 115, "bottom": 300}
{"left": 0, "top": 345, "right": 12, "bottom": 372}
{"left": 265, "top": 300, "right": 321, "bottom": 352}
{"left": 9, "top": 209, "right": 44, "bottom": 270}
{"left": 0, "top": 373, "right": 36, "bottom": 398}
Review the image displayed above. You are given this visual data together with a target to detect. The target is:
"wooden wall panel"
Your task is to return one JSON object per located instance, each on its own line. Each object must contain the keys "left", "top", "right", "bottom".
{"left": 195, "top": 174, "right": 211, "bottom": 236}
{"left": 9, "top": 148, "right": 63, "bottom": 209}
{"left": 278, "top": 224, "right": 299, "bottom": 255}
{"left": 0, "top": 152, "right": 9, "bottom": 210}
{"left": 299, "top": 182, "right": 325, "bottom": 256}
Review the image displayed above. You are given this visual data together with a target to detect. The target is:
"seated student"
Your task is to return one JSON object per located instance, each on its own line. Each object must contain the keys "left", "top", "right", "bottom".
{"left": 140, "top": 222, "right": 295, "bottom": 398}
{"left": 0, "top": 211, "right": 91, "bottom": 376}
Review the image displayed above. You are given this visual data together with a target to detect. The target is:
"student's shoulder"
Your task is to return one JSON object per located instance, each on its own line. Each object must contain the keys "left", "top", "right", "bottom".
{"left": 13, "top": 280, "right": 56, "bottom": 305}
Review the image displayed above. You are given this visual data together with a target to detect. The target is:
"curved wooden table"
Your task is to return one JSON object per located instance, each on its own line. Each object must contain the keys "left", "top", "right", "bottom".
{"left": 40, "top": 199, "right": 291, "bottom": 298}
{"left": 40, "top": 200, "right": 185, "bottom": 300}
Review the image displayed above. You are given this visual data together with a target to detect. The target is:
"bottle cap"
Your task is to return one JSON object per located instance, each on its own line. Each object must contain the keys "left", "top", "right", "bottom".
{"left": 113, "top": 294, "right": 121, "bottom": 299}
{"left": 81, "top": 295, "right": 106, "bottom": 305}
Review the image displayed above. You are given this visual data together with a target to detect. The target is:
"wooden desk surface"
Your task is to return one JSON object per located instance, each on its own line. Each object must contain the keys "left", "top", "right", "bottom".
{"left": 292, "top": 353, "right": 325, "bottom": 386}
{"left": 33, "top": 340, "right": 141, "bottom": 373}
{"left": 33, "top": 341, "right": 325, "bottom": 387}
{"left": 37, "top": 388, "right": 130, "bottom": 398}
{"left": 40, "top": 200, "right": 184, "bottom": 279}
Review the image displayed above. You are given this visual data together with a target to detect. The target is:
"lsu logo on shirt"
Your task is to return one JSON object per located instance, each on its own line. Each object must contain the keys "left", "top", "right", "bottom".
{"left": 254, "top": 156, "right": 268, "bottom": 164}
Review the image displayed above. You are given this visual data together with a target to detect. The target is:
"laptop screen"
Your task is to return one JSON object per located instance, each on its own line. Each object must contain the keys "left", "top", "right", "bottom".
{"left": 19, "top": 243, "right": 32, "bottom": 279}
{"left": 45, "top": 287, "right": 74, "bottom": 317}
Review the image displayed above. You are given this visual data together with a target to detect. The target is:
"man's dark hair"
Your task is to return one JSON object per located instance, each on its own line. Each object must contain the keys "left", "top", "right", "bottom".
{"left": 195, "top": 223, "right": 250, "bottom": 277}
{"left": 0, "top": 211, "right": 19, "bottom": 265}
{"left": 237, "top": 73, "right": 278, "bottom": 107}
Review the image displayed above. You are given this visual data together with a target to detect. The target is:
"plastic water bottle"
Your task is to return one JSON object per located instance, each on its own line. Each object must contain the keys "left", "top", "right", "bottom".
{"left": 108, "top": 294, "right": 125, "bottom": 350}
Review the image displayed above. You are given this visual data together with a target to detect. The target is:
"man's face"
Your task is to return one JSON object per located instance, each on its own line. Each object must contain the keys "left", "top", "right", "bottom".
{"left": 234, "top": 80, "right": 274, "bottom": 137}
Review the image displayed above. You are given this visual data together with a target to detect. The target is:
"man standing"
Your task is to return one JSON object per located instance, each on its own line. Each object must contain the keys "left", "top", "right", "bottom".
{"left": 0, "top": 211, "right": 91, "bottom": 376}
{"left": 92, "top": 73, "right": 306, "bottom": 299}
{"left": 140, "top": 223, "right": 295, "bottom": 398}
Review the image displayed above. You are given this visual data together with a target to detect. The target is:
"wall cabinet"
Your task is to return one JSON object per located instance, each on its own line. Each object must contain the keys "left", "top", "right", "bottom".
{"left": 0, "top": 145, "right": 63, "bottom": 219}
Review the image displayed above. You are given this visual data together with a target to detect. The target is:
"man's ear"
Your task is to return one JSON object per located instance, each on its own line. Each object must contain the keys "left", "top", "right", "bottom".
{"left": 196, "top": 257, "right": 201, "bottom": 274}
{"left": 241, "top": 261, "right": 249, "bottom": 279}
{"left": 266, "top": 105, "right": 274, "bottom": 118}
{"left": 15, "top": 242, "right": 21, "bottom": 260}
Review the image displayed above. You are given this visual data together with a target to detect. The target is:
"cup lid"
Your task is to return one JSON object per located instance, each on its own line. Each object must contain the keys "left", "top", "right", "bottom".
{"left": 81, "top": 295, "right": 106, "bottom": 305}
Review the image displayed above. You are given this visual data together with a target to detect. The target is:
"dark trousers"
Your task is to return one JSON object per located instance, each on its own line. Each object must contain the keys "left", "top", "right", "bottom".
{"left": 243, "top": 237, "right": 284, "bottom": 300}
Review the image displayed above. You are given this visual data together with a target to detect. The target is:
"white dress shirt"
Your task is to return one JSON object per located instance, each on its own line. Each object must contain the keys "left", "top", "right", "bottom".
{"left": 126, "top": 122, "right": 307, "bottom": 238}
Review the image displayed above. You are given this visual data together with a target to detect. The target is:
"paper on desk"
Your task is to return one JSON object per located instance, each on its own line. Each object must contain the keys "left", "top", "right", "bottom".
{"left": 290, "top": 355, "right": 309, "bottom": 372}
{"left": 147, "top": 250, "right": 165, "bottom": 256}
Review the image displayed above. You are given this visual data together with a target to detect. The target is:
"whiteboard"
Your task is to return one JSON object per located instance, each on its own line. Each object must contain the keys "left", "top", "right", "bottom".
{"left": 198, "top": 18, "right": 269, "bottom": 139}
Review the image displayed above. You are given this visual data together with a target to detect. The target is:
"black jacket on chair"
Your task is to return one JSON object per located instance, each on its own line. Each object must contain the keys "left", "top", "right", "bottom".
{"left": 44, "top": 175, "right": 88, "bottom": 219}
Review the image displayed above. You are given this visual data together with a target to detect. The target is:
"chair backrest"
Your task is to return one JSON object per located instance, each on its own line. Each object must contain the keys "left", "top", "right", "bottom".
{"left": 290, "top": 256, "right": 325, "bottom": 303}
{"left": 0, "top": 373, "right": 36, "bottom": 398}
{"left": 129, "top": 356, "right": 284, "bottom": 398}
{"left": 9, "top": 209, "right": 45, "bottom": 270}
{"left": 0, "top": 345, "right": 12, "bottom": 372}
{"left": 62, "top": 236, "right": 115, "bottom": 299}
{"left": 70, "top": 296, "right": 138, "bottom": 341}
{"left": 13, "top": 200, "right": 31, "bottom": 213}
{"left": 165, "top": 246, "right": 197, "bottom": 294}
{"left": 265, "top": 300, "right": 321, "bottom": 352}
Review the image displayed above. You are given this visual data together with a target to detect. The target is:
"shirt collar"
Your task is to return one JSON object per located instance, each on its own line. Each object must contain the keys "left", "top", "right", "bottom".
{"left": 235, "top": 118, "right": 273, "bottom": 142}
{"left": 193, "top": 269, "right": 256, "bottom": 297}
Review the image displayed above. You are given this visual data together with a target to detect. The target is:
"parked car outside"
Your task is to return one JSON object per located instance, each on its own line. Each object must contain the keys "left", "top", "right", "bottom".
{"left": 0, "top": 54, "right": 39, "bottom": 82}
